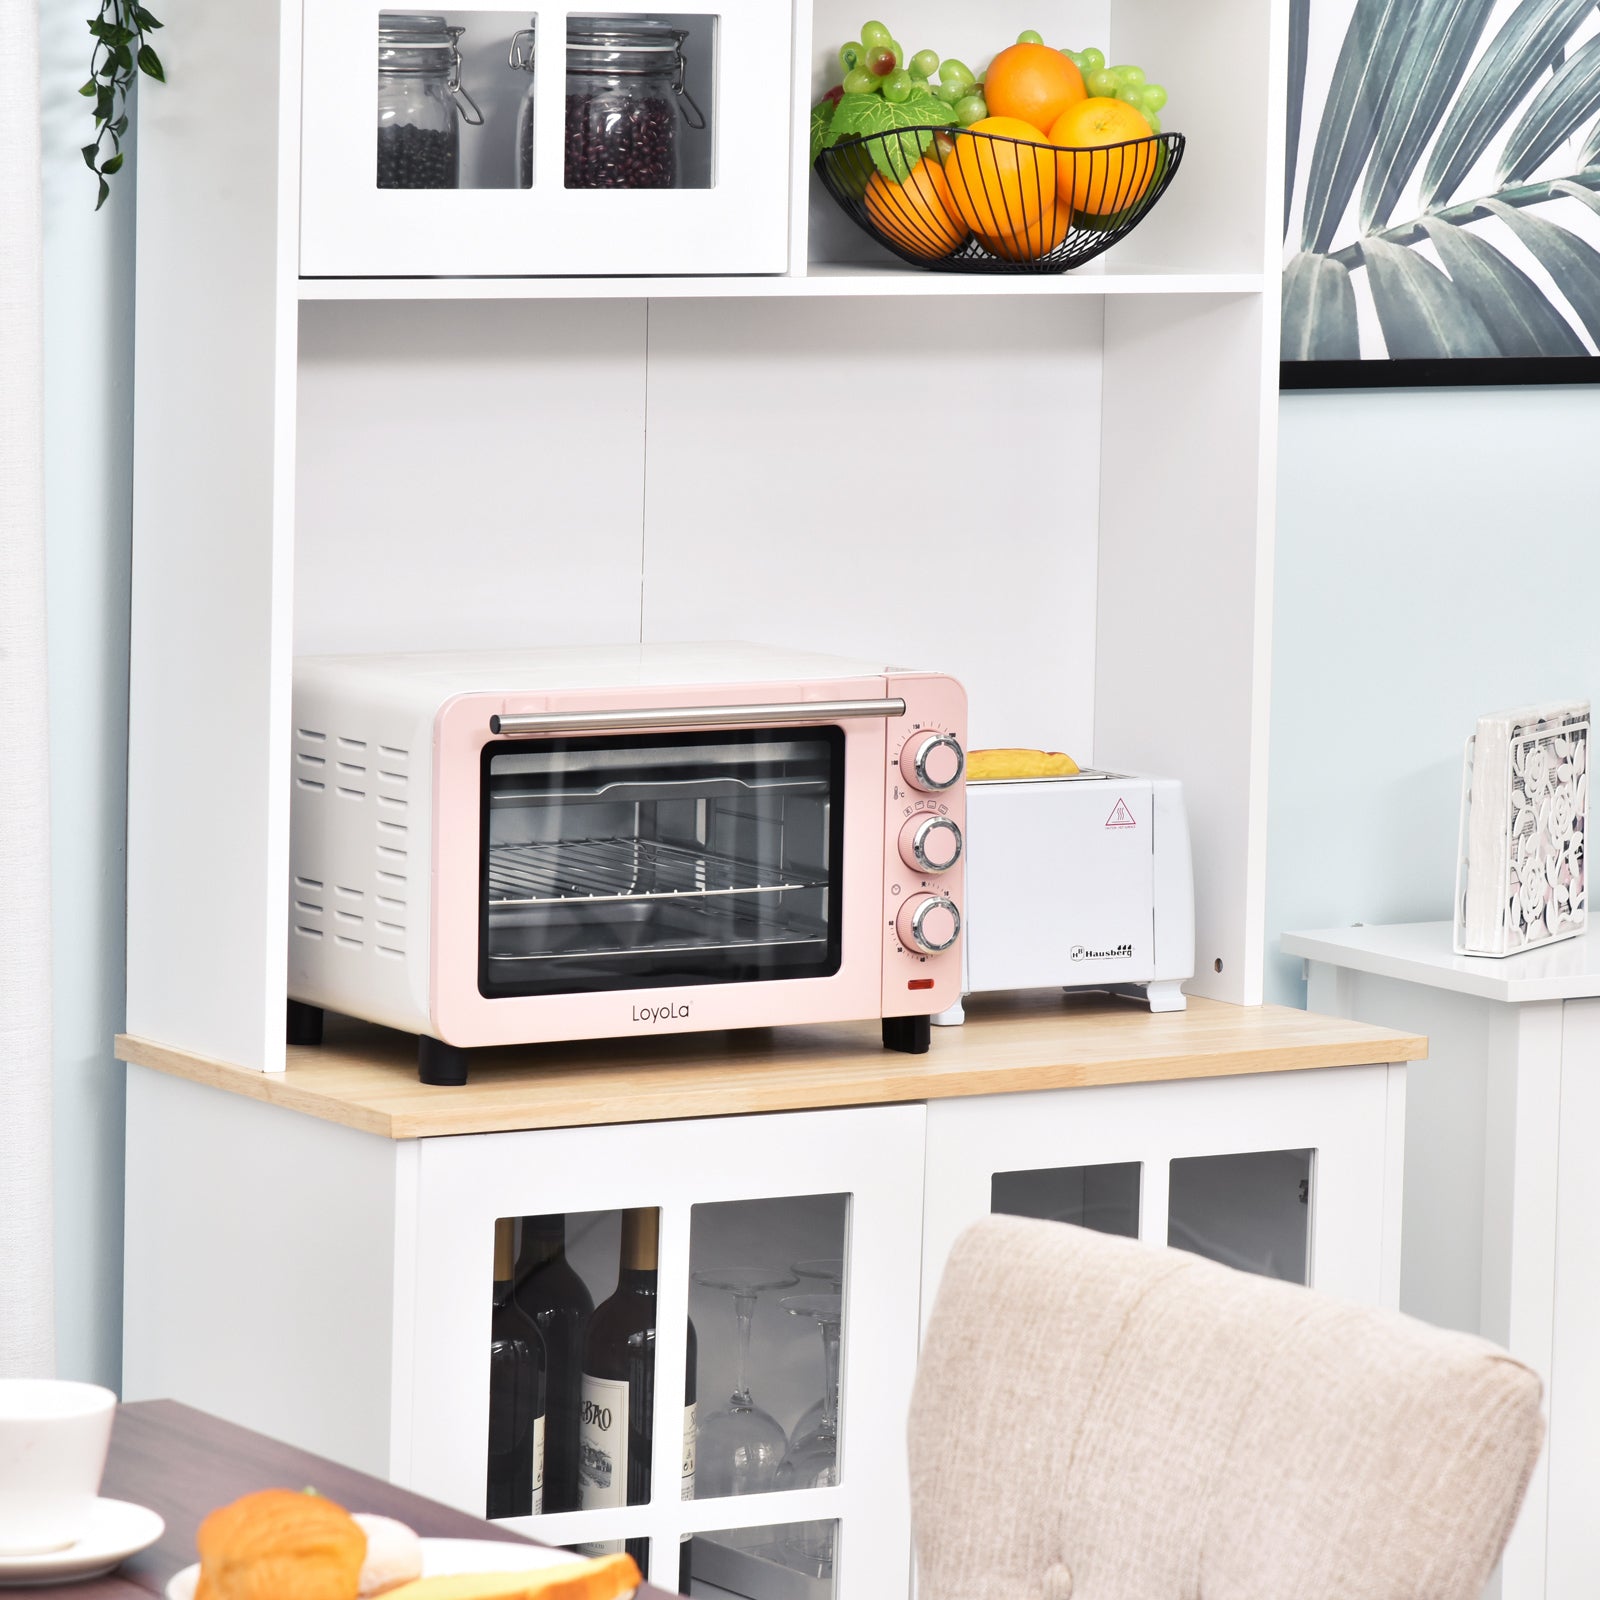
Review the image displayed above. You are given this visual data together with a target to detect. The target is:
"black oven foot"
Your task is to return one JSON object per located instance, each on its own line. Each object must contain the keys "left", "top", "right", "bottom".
{"left": 882, "top": 1015, "right": 931, "bottom": 1055}
{"left": 286, "top": 1000, "right": 324, "bottom": 1047}
{"left": 418, "top": 1036, "right": 471, "bottom": 1086}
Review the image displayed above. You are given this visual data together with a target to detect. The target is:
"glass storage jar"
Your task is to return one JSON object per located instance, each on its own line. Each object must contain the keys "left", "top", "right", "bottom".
{"left": 512, "top": 15, "right": 706, "bottom": 190}
{"left": 376, "top": 13, "right": 483, "bottom": 189}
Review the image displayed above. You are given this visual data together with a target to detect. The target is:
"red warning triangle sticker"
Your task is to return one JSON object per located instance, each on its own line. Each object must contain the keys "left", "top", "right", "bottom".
{"left": 1105, "top": 799, "right": 1137, "bottom": 829}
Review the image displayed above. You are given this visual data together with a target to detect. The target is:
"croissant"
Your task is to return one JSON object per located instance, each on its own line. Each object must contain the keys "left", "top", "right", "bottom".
{"left": 195, "top": 1488, "right": 368, "bottom": 1600}
{"left": 382, "top": 1553, "right": 641, "bottom": 1600}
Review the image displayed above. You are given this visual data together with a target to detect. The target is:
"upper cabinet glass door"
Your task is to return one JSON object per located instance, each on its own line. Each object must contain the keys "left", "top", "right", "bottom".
{"left": 479, "top": 730, "right": 844, "bottom": 997}
{"left": 301, "top": 1, "right": 793, "bottom": 276}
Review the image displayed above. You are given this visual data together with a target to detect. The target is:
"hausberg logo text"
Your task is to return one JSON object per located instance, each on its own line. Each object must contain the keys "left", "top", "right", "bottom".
{"left": 632, "top": 1002, "right": 691, "bottom": 1025}
{"left": 1071, "top": 943, "right": 1134, "bottom": 962}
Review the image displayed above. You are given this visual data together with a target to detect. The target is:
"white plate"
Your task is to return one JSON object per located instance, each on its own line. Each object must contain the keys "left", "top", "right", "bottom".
{"left": 0, "top": 1498, "right": 165, "bottom": 1588}
{"left": 166, "top": 1536, "right": 587, "bottom": 1599}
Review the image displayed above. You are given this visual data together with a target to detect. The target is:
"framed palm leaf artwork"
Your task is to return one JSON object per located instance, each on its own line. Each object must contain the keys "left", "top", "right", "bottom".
{"left": 1283, "top": 0, "right": 1600, "bottom": 385}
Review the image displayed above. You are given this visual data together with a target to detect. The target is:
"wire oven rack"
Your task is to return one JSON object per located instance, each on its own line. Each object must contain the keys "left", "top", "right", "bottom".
{"left": 487, "top": 835, "right": 826, "bottom": 908}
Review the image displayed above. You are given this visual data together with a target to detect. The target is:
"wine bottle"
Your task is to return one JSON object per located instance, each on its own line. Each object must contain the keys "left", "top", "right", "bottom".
{"left": 487, "top": 1218, "right": 547, "bottom": 1520}
{"left": 577, "top": 1209, "right": 699, "bottom": 1589}
{"left": 514, "top": 1213, "right": 594, "bottom": 1514}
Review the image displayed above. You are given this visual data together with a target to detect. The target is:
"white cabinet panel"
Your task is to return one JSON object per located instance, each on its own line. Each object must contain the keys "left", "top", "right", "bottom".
{"left": 640, "top": 296, "right": 1105, "bottom": 759}
{"left": 294, "top": 299, "right": 647, "bottom": 654}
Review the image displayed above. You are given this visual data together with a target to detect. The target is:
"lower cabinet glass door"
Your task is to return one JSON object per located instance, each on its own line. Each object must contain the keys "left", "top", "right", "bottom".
{"left": 406, "top": 1106, "right": 925, "bottom": 1598}
{"left": 1167, "top": 1149, "right": 1313, "bottom": 1285}
{"left": 922, "top": 1065, "right": 1403, "bottom": 1335}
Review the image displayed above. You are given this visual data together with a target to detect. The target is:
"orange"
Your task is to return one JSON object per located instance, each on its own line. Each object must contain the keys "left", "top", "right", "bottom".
{"left": 946, "top": 116, "right": 1058, "bottom": 237}
{"left": 864, "top": 157, "right": 969, "bottom": 259}
{"left": 978, "top": 191, "right": 1073, "bottom": 261}
{"left": 1048, "top": 97, "right": 1157, "bottom": 216}
{"left": 983, "top": 43, "right": 1086, "bottom": 131}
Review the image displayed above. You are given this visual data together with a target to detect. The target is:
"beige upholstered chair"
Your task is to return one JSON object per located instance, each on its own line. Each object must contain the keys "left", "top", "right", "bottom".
{"left": 909, "top": 1215, "right": 1544, "bottom": 1600}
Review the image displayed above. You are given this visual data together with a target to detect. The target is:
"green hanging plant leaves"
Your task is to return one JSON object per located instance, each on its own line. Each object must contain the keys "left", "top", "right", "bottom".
{"left": 83, "top": 0, "right": 166, "bottom": 208}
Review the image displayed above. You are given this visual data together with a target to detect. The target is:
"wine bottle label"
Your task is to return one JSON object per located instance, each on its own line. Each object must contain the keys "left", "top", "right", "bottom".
{"left": 578, "top": 1373, "right": 629, "bottom": 1510}
{"left": 531, "top": 1413, "right": 545, "bottom": 1517}
{"left": 681, "top": 1402, "right": 697, "bottom": 1501}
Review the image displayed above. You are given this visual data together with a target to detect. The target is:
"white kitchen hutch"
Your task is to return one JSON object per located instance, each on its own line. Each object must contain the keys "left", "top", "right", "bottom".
{"left": 114, "top": 0, "right": 1394, "bottom": 1593}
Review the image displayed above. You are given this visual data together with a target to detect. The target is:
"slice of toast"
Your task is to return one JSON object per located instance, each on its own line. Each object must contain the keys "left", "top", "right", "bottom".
{"left": 380, "top": 1553, "right": 640, "bottom": 1600}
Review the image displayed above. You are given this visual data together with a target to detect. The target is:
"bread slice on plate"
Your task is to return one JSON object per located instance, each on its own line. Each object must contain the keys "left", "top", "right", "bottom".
{"left": 381, "top": 1553, "right": 640, "bottom": 1600}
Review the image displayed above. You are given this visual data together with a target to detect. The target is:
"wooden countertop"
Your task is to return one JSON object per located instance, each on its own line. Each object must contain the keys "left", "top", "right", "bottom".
{"left": 115, "top": 993, "right": 1425, "bottom": 1141}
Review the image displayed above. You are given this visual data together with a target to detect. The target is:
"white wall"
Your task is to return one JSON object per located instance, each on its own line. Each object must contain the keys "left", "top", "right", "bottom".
{"left": 38, "top": 0, "right": 135, "bottom": 1390}
{"left": 1266, "top": 384, "right": 1600, "bottom": 1009}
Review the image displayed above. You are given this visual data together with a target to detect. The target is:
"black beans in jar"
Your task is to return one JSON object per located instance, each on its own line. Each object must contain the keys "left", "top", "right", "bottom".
{"left": 562, "top": 93, "right": 677, "bottom": 188}
{"left": 376, "top": 124, "right": 460, "bottom": 189}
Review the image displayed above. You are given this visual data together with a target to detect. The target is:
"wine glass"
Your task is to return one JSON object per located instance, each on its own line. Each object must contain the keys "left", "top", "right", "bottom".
{"left": 690, "top": 1268, "right": 796, "bottom": 1497}
{"left": 789, "top": 1260, "right": 844, "bottom": 1443}
{"left": 773, "top": 1293, "right": 843, "bottom": 1575}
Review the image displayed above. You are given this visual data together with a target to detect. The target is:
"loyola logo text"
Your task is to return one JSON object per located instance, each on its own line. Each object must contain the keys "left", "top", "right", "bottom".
{"left": 631, "top": 1002, "right": 691, "bottom": 1024}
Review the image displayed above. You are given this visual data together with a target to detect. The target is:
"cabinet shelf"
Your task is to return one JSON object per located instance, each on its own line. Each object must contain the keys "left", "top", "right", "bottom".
{"left": 115, "top": 993, "right": 1424, "bottom": 1141}
{"left": 296, "top": 263, "right": 1266, "bottom": 300}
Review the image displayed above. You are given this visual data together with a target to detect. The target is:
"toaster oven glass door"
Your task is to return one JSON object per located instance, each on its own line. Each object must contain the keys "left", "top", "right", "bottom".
{"left": 479, "top": 729, "right": 846, "bottom": 997}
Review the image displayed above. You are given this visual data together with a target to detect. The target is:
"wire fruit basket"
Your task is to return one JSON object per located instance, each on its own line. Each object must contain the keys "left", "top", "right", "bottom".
{"left": 816, "top": 125, "right": 1184, "bottom": 274}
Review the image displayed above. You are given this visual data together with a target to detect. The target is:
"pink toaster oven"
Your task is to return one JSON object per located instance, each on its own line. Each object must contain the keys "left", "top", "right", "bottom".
{"left": 287, "top": 643, "right": 967, "bottom": 1083}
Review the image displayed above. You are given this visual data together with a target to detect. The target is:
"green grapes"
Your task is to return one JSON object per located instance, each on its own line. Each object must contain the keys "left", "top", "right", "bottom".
{"left": 1111, "top": 64, "right": 1146, "bottom": 87}
{"left": 882, "top": 66, "right": 913, "bottom": 101}
{"left": 859, "top": 20, "right": 892, "bottom": 47}
{"left": 910, "top": 47, "right": 940, "bottom": 78}
{"left": 1086, "top": 67, "right": 1119, "bottom": 96}
{"left": 1078, "top": 46, "right": 1105, "bottom": 71}
{"left": 838, "top": 41, "right": 865, "bottom": 75}
{"left": 939, "top": 56, "right": 975, "bottom": 91}
{"left": 1017, "top": 28, "right": 1044, "bottom": 44}
{"left": 842, "top": 66, "right": 878, "bottom": 94}
{"left": 955, "top": 93, "right": 988, "bottom": 126}
{"left": 1139, "top": 82, "right": 1167, "bottom": 112}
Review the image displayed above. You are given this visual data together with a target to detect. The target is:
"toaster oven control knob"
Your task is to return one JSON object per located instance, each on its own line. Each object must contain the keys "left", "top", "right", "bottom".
{"left": 898, "top": 894, "right": 961, "bottom": 954}
{"left": 900, "top": 814, "right": 964, "bottom": 874}
{"left": 902, "top": 733, "right": 965, "bottom": 793}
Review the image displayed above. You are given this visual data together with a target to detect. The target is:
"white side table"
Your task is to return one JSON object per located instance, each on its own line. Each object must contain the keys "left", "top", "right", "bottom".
{"left": 1282, "top": 922, "right": 1600, "bottom": 1600}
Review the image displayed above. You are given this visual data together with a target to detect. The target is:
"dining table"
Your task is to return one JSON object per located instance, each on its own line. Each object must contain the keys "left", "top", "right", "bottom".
{"left": 6, "top": 1399, "right": 675, "bottom": 1599}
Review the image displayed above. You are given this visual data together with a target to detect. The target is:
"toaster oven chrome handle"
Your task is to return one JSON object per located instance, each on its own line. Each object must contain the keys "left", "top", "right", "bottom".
{"left": 489, "top": 698, "right": 909, "bottom": 736}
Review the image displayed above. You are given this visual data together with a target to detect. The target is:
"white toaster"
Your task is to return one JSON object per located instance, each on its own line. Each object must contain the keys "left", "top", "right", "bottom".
{"left": 934, "top": 771, "right": 1194, "bottom": 1022}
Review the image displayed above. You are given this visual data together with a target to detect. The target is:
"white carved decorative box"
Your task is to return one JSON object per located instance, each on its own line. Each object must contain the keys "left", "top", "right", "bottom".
{"left": 1455, "top": 701, "right": 1589, "bottom": 958}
